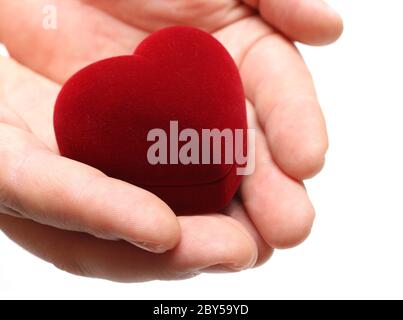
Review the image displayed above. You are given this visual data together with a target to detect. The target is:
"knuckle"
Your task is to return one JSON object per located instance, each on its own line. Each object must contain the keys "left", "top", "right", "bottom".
{"left": 0, "top": 124, "right": 46, "bottom": 214}
{"left": 61, "top": 173, "right": 118, "bottom": 239}
{"left": 0, "top": 126, "right": 29, "bottom": 210}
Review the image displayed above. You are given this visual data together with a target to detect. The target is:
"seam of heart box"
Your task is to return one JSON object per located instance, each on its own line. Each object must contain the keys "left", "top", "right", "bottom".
{"left": 137, "top": 163, "right": 238, "bottom": 189}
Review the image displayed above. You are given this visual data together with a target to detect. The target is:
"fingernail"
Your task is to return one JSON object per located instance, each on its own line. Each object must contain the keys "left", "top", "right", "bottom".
{"left": 203, "top": 248, "right": 258, "bottom": 273}
{"left": 202, "top": 264, "right": 248, "bottom": 273}
{"left": 223, "top": 262, "right": 254, "bottom": 272}
{"left": 222, "top": 264, "right": 247, "bottom": 272}
{"left": 130, "top": 241, "right": 168, "bottom": 253}
{"left": 175, "top": 272, "right": 201, "bottom": 280}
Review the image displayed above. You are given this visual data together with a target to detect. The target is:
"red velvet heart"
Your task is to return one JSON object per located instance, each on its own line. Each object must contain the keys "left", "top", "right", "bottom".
{"left": 54, "top": 26, "right": 247, "bottom": 213}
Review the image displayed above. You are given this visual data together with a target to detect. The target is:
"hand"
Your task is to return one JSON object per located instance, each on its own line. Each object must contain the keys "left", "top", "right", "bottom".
{"left": 0, "top": 0, "right": 342, "bottom": 282}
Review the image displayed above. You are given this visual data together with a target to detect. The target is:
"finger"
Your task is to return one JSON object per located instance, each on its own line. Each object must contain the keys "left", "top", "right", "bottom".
{"left": 213, "top": 16, "right": 274, "bottom": 66}
{"left": 241, "top": 34, "right": 328, "bottom": 180}
{"left": 0, "top": 56, "right": 59, "bottom": 151}
{"left": 0, "top": 124, "right": 180, "bottom": 253}
{"left": 0, "top": 214, "right": 258, "bottom": 282}
{"left": 0, "top": 0, "right": 147, "bottom": 83}
{"left": 82, "top": 0, "right": 253, "bottom": 33}
{"left": 223, "top": 200, "right": 274, "bottom": 267}
{"left": 241, "top": 103, "right": 315, "bottom": 249}
{"left": 243, "top": 0, "right": 343, "bottom": 45}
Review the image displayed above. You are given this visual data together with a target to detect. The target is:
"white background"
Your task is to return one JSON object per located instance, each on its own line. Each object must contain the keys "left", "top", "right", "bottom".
{"left": 1, "top": 0, "right": 403, "bottom": 299}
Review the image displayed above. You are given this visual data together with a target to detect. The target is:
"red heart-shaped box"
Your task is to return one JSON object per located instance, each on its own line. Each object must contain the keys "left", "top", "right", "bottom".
{"left": 54, "top": 26, "right": 247, "bottom": 213}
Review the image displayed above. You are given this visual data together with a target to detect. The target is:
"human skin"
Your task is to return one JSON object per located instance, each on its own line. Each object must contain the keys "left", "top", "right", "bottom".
{"left": 0, "top": 0, "right": 342, "bottom": 282}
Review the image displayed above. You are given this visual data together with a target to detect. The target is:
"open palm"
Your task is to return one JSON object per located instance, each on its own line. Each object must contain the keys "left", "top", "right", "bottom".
{"left": 0, "top": 0, "right": 342, "bottom": 282}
